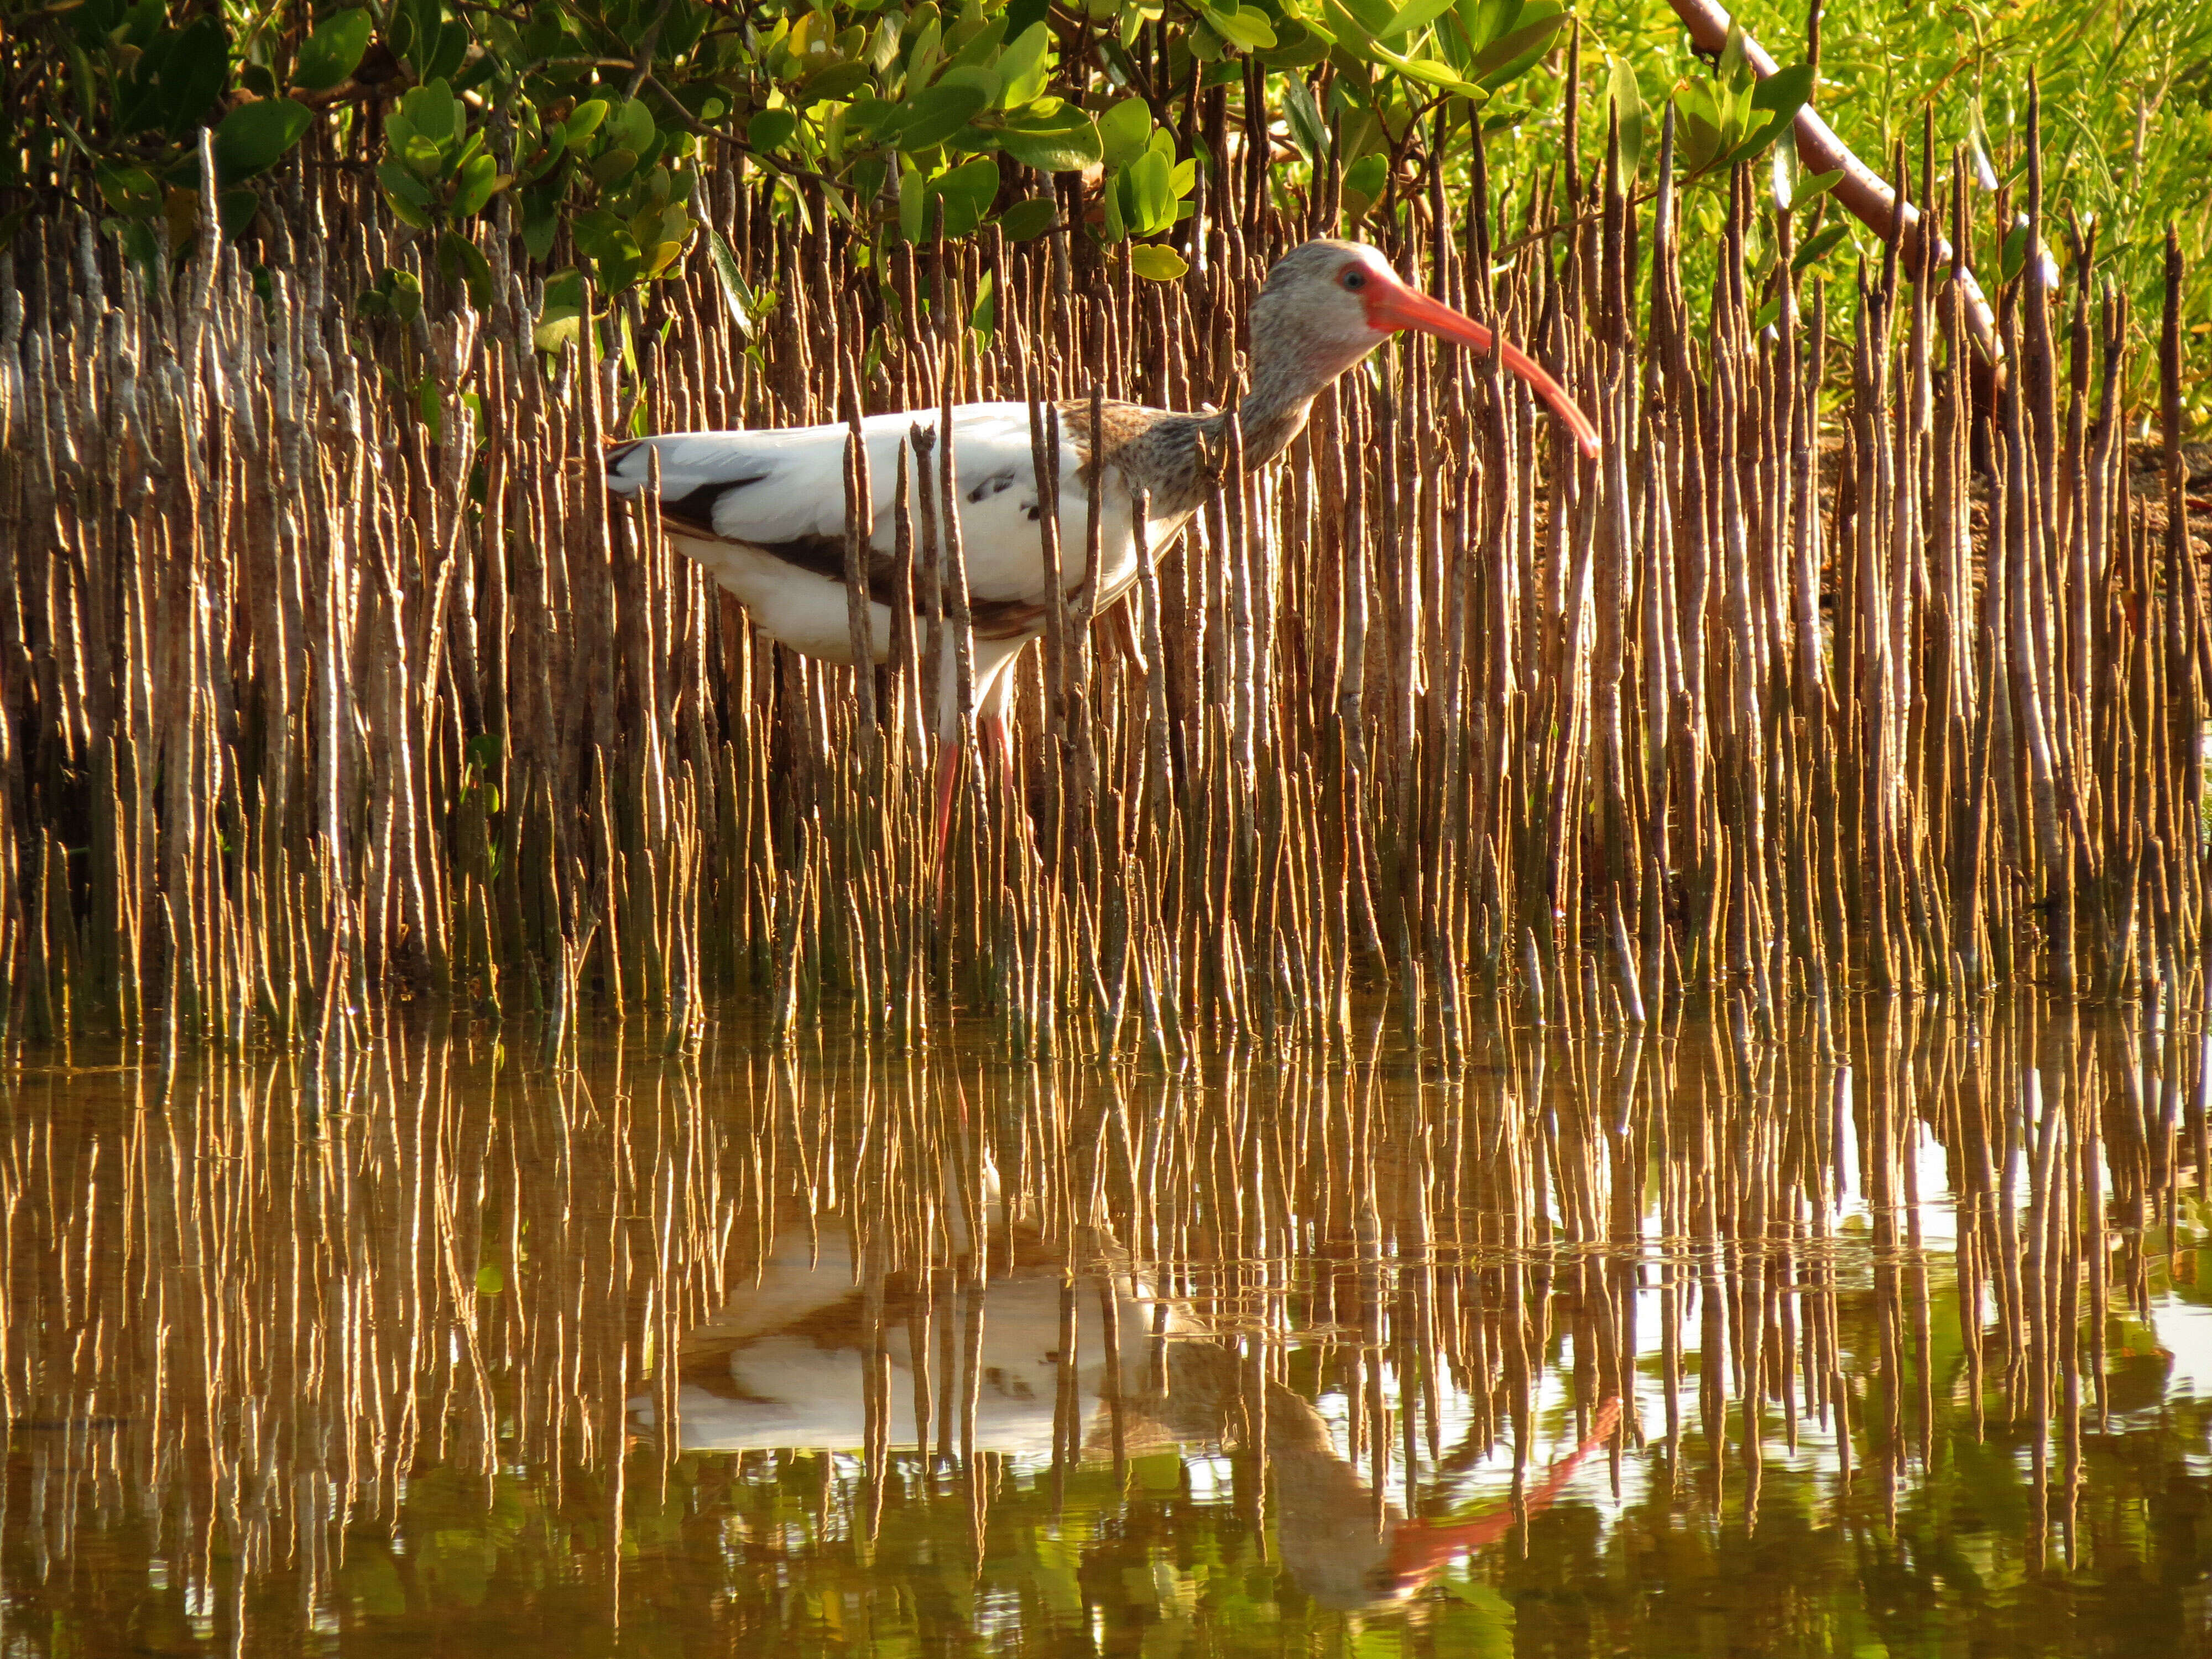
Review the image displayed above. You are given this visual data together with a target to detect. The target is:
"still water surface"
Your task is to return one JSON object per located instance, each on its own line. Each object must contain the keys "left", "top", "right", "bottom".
{"left": 3, "top": 1001, "right": 2209, "bottom": 1655}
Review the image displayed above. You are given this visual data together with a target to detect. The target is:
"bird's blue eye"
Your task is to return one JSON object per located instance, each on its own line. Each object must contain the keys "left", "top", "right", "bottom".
{"left": 1342, "top": 269, "right": 1367, "bottom": 290}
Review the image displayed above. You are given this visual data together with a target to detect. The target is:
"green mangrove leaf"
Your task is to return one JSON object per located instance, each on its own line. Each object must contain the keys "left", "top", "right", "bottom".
{"left": 407, "top": 79, "right": 461, "bottom": 148}
{"left": 1718, "top": 22, "right": 1749, "bottom": 87}
{"left": 1791, "top": 169, "right": 1843, "bottom": 210}
{"left": 969, "top": 267, "right": 995, "bottom": 337}
{"left": 1333, "top": 0, "right": 1397, "bottom": 39}
{"left": 996, "top": 103, "right": 1102, "bottom": 171}
{"left": 801, "top": 61, "right": 873, "bottom": 103}
{"left": 611, "top": 96, "right": 654, "bottom": 154}
{"left": 1673, "top": 85, "right": 1725, "bottom": 175}
{"left": 903, "top": 13, "right": 945, "bottom": 92}
{"left": 398, "top": 131, "right": 444, "bottom": 179}
{"left": 1205, "top": 4, "right": 1278, "bottom": 50}
{"left": 159, "top": 17, "right": 230, "bottom": 137}
{"left": 542, "top": 268, "right": 585, "bottom": 311}
{"left": 1342, "top": 150, "right": 1389, "bottom": 211}
{"left": 1097, "top": 97, "right": 1153, "bottom": 170}
{"left": 411, "top": 11, "right": 471, "bottom": 86}
{"left": 749, "top": 108, "right": 799, "bottom": 151}
{"left": 997, "top": 22, "right": 1051, "bottom": 106}
{"left": 440, "top": 229, "right": 494, "bottom": 306}
{"left": 533, "top": 307, "right": 581, "bottom": 352}
{"left": 377, "top": 159, "right": 435, "bottom": 226}
{"left": 705, "top": 226, "right": 757, "bottom": 336}
{"left": 386, "top": 267, "right": 422, "bottom": 322}
{"left": 570, "top": 207, "right": 627, "bottom": 259}
{"left": 1457, "top": 0, "right": 1523, "bottom": 51}
{"left": 1792, "top": 220, "right": 1849, "bottom": 269}
{"left": 1279, "top": 74, "right": 1327, "bottom": 163}
{"left": 1392, "top": 49, "right": 1485, "bottom": 96}
{"left": 1381, "top": 0, "right": 1460, "bottom": 42}
{"left": 591, "top": 147, "right": 640, "bottom": 185}
{"left": 1126, "top": 147, "right": 1175, "bottom": 234}
{"left": 216, "top": 185, "right": 258, "bottom": 237}
{"left": 994, "top": 195, "right": 1056, "bottom": 239}
{"left": 942, "top": 14, "right": 1008, "bottom": 76}
{"left": 96, "top": 164, "right": 163, "bottom": 218}
{"left": 868, "top": 14, "right": 906, "bottom": 72}
{"left": 1752, "top": 61, "right": 1814, "bottom": 119}
{"left": 1129, "top": 243, "right": 1188, "bottom": 280}
{"left": 933, "top": 154, "right": 1001, "bottom": 238}
{"left": 292, "top": 9, "right": 374, "bottom": 92}
{"left": 1606, "top": 56, "right": 1644, "bottom": 180}
{"left": 899, "top": 160, "right": 925, "bottom": 240}
{"left": 849, "top": 95, "right": 899, "bottom": 138}
{"left": 565, "top": 99, "right": 610, "bottom": 143}
{"left": 452, "top": 153, "right": 507, "bottom": 216}
{"left": 1256, "top": 20, "right": 1331, "bottom": 66}
{"left": 891, "top": 82, "right": 989, "bottom": 149}
{"left": 1470, "top": 4, "right": 1563, "bottom": 86}
{"left": 1721, "top": 60, "right": 1812, "bottom": 168}
{"left": 933, "top": 61, "right": 1004, "bottom": 108}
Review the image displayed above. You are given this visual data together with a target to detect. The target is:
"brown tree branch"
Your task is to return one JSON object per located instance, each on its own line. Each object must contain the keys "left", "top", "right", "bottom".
{"left": 1664, "top": 0, "right": 2005, "bottom": 374}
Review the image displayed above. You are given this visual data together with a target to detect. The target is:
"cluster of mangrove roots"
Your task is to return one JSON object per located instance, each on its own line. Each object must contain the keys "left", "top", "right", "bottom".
{"left": 2, "top": 100, "right": 2204, "bottom": 1056}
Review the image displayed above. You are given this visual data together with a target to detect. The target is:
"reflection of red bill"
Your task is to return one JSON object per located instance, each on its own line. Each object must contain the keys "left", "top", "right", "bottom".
{"left": 1382, "top": 1396, "right": 1623, "bottom": 1587}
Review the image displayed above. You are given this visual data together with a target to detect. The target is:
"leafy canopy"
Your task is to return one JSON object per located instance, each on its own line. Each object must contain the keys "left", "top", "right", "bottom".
{"left": 8, "top": 0, "right": 1700, "bottom": 304}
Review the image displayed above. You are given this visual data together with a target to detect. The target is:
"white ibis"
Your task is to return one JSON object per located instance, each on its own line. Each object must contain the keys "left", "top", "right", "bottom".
{"left": 606, "top": 238, "right": 1599, "bottom": 860}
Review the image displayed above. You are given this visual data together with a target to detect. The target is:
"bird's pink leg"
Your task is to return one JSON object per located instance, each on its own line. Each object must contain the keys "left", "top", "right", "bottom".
{"left": 931, "top": 735, "right": 964, "bottom": 900}
{"left": 983, "top": 712, "right": 1018, "bottom": 797}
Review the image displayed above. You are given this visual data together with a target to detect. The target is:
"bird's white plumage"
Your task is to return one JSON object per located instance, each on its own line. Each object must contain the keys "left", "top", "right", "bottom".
{"left": 608, "top": 404, "right": 1172, "bottom": 728}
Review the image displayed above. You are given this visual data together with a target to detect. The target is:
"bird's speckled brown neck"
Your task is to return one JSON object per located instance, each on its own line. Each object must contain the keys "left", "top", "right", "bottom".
{"left": 1058, "top": 369, "right": 1319, "bottom": 525}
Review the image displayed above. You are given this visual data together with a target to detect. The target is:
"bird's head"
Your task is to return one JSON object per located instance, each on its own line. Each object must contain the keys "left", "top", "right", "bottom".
{"left": 1251, "top": 238, "right": 1600, "bottom": 460}
{"left": 1249, "top": 241, "right": 1420, "bottom": 390}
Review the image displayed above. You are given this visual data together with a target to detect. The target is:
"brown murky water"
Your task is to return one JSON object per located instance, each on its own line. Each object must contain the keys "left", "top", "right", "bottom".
{"left": 4, "top": 1001, "right": 2209, "bottom": 1655}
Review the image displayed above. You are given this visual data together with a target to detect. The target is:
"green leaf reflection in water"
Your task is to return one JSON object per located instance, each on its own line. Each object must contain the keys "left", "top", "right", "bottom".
{"left": 1, "top": 1006, "right": 2208, "bottom": 1655}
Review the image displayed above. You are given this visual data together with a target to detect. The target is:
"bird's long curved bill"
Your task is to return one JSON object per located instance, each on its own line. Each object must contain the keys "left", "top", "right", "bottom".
{"left": 1368, "top": 282, "right": 1602, "bottom": 461}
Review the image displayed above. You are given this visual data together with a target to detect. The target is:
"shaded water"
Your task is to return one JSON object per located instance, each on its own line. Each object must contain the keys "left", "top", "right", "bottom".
{"left": 4, "top": 1003, "right": 2210, "bottom": 1656}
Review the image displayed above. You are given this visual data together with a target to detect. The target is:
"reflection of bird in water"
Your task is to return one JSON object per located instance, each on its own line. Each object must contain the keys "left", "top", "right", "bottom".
{"left": 631, "top": 1227, "right": 1619, "bottom": 1610}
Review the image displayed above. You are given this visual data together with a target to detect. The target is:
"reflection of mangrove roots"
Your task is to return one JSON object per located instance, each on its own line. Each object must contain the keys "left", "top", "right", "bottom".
{"left": 4, "top": 1011, "right": 2204, "bottom": 1645}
